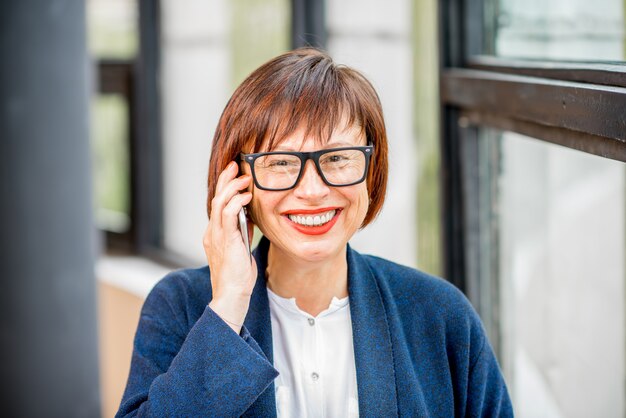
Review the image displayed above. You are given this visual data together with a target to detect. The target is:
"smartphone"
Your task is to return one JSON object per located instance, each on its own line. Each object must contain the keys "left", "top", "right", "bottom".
{"left": 238, "top": 207, "right": 251, "bottom": 260}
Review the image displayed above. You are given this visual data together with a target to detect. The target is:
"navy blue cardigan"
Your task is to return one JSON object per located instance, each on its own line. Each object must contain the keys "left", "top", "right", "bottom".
{"left": 117, "top": 238, "right": 513, "bottom": 417}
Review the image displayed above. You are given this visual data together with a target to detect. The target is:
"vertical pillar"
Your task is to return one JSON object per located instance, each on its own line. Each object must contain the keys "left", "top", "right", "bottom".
{"left": 292, "top": 0, "right": 326, "bottom": 49}
{"left": 0, "top": 2, "right": 101, "bottom": 416}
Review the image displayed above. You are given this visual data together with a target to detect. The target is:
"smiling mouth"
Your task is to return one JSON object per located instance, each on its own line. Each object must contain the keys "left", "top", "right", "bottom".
{"left": 287, "top": 209, "right": 337, "bottom": 227}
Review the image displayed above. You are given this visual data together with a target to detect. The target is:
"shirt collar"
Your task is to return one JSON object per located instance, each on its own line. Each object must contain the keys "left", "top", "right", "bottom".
{"left": 266, "top": 286, "right": 349, "bottom": 318}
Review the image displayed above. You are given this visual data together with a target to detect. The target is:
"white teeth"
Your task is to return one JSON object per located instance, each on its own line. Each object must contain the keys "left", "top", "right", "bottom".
{"left": 288, "top": 210, "right": 337, "bottom": 227}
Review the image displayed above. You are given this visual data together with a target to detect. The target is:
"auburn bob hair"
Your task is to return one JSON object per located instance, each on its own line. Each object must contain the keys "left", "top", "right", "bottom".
{"left": 206, "top": 48, "right": 388, "bottom": 227}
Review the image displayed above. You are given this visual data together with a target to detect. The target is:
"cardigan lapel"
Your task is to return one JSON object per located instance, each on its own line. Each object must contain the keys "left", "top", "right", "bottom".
{"left": 347, "top": 245, "right": 399, "bottom": 417}
{"left": 241, "top": 237, "right": 277, "bottom": 418}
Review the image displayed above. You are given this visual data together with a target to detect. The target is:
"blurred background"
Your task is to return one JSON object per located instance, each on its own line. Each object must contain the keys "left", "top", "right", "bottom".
{"left": 0, "top": 0, "right": 624, "bottom": 417}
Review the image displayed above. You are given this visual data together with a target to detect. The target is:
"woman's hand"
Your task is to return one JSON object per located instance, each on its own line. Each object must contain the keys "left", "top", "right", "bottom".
{"left": 204, "top": 161, "right": 257, "bottom": 333}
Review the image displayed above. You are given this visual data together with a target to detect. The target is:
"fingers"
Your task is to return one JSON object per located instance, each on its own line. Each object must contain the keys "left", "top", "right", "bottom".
{"left": 211, "top": 162, "right": 252, "bottom": 229}
{"left": 203, "top": 190, "right": 252, "bottom": 259}
{"left": 215, "top": 161, "right": 238, "bottom": 193}
{"left": 222, "top": 191, "right": 253, "bottom": 233}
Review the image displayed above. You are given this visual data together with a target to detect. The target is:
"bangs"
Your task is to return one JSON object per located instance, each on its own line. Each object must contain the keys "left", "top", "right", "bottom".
{"left": 243, "top": 58, "right": 375, "bottom": 152}
{"left": 259, "top": 97, "right": 360, "bottom": 152}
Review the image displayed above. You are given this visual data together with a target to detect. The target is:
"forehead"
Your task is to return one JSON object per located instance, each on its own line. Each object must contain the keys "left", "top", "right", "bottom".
{"left": 269, "top": 122, "right": 366, "bottom": 152}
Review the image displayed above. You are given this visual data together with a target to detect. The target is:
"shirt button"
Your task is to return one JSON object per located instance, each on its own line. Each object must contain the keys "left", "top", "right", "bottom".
{"left": 308, "top": 318, "right": 315, "bottom": 326}
{"left": 311, "top": 372, "right": 319, "bottom": 381}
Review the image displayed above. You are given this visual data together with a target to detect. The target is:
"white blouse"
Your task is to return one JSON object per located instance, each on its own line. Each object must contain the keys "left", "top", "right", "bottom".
{"left": 267, "top": 287, "right": 359, "bottom": 418}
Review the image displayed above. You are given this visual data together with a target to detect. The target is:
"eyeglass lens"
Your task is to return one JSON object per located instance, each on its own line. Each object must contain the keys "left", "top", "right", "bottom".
{"left": 253, "top": 148, "right": 367, "bottom": 190}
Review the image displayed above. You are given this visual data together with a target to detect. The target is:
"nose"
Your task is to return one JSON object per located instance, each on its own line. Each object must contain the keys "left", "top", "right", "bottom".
{"left": 292, "top": 160, "right": 330, "bottom": 200}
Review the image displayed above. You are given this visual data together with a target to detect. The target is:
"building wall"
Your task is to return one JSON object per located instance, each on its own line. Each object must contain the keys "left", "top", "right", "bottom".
{"left": 161, "top": 0, "right": 232, "bottom": 264}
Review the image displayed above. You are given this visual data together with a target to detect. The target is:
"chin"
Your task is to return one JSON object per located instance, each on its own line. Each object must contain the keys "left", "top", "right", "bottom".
{"left": 296, "top": 243, "right": 339, "bottom": 262}
{"left": 279, "top": 235, "right": 346, "bottom": 263}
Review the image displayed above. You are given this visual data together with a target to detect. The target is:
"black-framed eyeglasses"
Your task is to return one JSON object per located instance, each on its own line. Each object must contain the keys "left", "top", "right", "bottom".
{"left": 240, "top": 146, "right": 374, "bottom": 191}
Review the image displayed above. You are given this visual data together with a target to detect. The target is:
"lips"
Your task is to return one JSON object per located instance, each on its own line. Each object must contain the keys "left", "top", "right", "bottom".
{"left": 282, "top": 207, "right": 342, "bottom": 235}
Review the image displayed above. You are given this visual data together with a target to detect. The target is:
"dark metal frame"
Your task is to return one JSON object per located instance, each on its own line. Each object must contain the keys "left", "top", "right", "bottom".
{"left": 439, "top": 0, "right": 626, "bottom": 351}
{"left": 291, "top": 0, "right": 326, "bottom": 49}
{"left": 134, "top": 0, "right": 164, "bottom": 256}
{"left": 97, "top": 0, "right": 166, "bottom": 260}
{"left": 97, "top": 60, "right": 137, "bottom": 252}
{"left": 439, "top": 0, "right": 472, "bottom": 293}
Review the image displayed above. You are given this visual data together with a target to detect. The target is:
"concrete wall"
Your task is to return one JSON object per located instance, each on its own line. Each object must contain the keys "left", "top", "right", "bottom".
{"left": 327, "top": 0, "right": 417, "bottom": 267}
{"left": 161, "top": 0, "right": 232, "bottom": 264}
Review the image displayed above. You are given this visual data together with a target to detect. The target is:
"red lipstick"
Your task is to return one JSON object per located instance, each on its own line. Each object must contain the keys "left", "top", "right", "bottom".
{"left": 282, "top": 208, "right": 342, "bottom": 236}
{"left": 281, "top": 207, "right": 340, "bottom": 215}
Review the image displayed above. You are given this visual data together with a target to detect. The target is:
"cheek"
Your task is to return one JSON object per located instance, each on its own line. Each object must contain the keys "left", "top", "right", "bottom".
{"left": 248, "top": 191, "right": 280, "bottom": 227}
{"left": 359, "top": 189, "right": 370, "bottom": 217}
{"left": 348, "top": 186, "right": 370, "bottom": 223}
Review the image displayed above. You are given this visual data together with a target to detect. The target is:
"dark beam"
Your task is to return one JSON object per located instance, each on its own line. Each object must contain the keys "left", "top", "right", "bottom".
{"left": 442, "top": 68, "right": 626, "bottom": 144}
{"left": 438, "top": 0, "right": 468, "bottom": 289}
{"left": 292, "top": 0, "right": 326, "bottom": 49}
{"left": 462, "top": 111, "right": 626, "bottom": 163}
{"left": 135, "top": 0, "right": 163, "bottom": 254}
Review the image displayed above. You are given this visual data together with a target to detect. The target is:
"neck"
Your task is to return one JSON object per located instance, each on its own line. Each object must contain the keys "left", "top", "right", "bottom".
{"left": 266, "top": 242, "right": 349, "bottom": 317}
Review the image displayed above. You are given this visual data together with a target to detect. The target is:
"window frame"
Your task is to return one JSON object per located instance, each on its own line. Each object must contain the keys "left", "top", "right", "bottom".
{"left": 96, "top": 0, "right": 166, "bottom": 261}
{"left": 438, "top": 0, "right": 626, "bottom": 350}
{"left": 132, "top": 0, "right": 164, "bottom": 259}
{"left": 97, "top": 59, "right": 136, "bottom": 252}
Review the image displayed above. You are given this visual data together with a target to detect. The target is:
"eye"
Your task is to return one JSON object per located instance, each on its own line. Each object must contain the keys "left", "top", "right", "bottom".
{"left": 321, "top": 152, "right": 351, "bottom": 165}
{"left": 258, "top": 155, "right": 300, "bottom": 169}
{"left": 327, "top": 155, "right": 345, "bottom": 162}
{"left": 270, "top": 158, "right": 300, "bottom": 167}
{"left": 268, "top": 159, "right": 290, "bottom": 167}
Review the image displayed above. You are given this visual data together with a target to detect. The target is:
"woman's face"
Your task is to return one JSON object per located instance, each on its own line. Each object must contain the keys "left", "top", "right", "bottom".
{"left": 247, "top": 123, "right": 370, "bottom": 263}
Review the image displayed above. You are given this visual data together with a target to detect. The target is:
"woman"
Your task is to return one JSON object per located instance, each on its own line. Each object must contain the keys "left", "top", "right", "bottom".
{"left": 117, "top": 48, "right": 513, "bottom": 417}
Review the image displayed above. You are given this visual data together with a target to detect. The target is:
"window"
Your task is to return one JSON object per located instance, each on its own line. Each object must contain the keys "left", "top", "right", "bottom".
{"left": 440, "top": 0, "right": 626, "bottom": 415}
{"left": 88, "top": 0, "right": 139, "bottom": 251}
{"left": 88, "top": 0, "right": 162, "bottom": 255}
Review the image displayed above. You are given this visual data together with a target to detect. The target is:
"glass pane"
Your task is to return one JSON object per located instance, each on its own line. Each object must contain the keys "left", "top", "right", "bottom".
{"left": 87, "top": 0, "right": 138, "bottom": 59}
{"left": 91, "top": 95, "right": 131, "bottom": 233}
{"left": 231, "top": 0, "right": 291, "bottom": 88}
{"left": 489, "top": 0, "right": 626, "bottom": 61}
{"left": 475, "top": 129, "right": 625, "bottom": 416}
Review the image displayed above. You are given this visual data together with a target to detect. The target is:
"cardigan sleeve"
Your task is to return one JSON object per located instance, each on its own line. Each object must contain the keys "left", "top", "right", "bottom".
{"left": 116, "top": 278, "right": 279, "bottom": 417}
{"left": 465, "top": 332, "right": 514, "bottom": 417}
